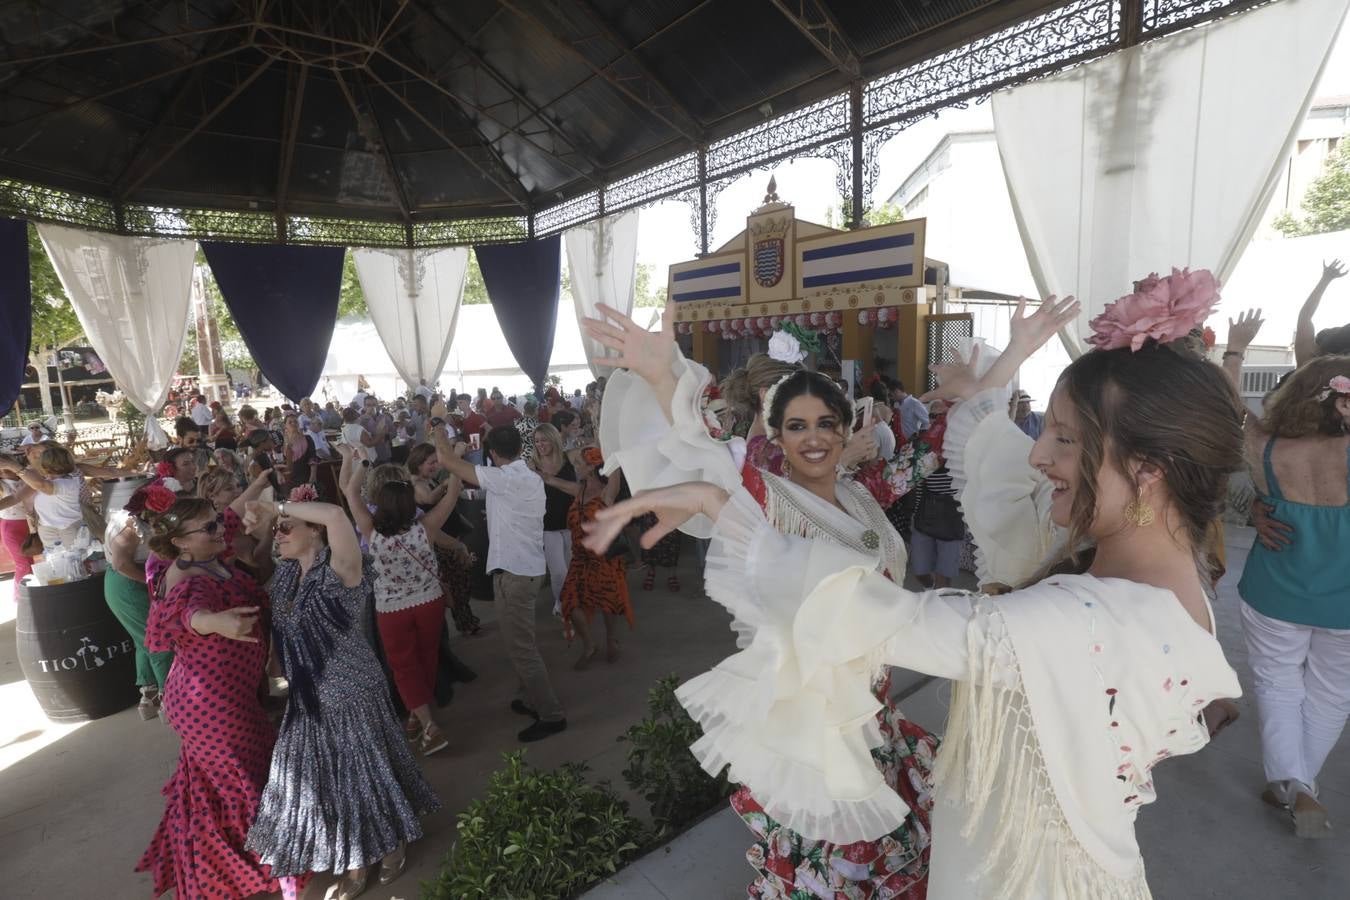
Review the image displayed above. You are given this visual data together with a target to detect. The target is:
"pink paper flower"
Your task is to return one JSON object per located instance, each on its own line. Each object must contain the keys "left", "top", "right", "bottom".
{"left": 1319, "top": 375, "right": 1350, "bottom": 401}
{"left": 288, "top": 484, "right": 318, "bottom": 503}
{"left": 1087, "top": 268, "right": 1221, "bottom": 352}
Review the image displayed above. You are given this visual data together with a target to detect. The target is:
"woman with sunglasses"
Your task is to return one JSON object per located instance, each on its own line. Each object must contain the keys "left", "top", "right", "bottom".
{"left": 241, "top": 486, "right": 439, "bottom": 899}
{"left": 136, "top": 497, "right": 281, "bottom": 900}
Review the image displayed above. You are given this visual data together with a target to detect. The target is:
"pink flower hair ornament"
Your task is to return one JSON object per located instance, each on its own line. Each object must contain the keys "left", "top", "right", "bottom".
{"left": 1317, "top": 375, "right": 1350, "bottom": 402}
{"left": 288, "top": 484, "right": 319, "bottom": 503}
{"left": 1086, "top": 268, "right": 1221, "bottom": 353}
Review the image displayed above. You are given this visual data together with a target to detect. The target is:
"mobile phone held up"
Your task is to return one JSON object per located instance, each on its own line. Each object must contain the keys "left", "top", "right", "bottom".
{"left": 853, "top": 397, "right": 874, "bottom": 433}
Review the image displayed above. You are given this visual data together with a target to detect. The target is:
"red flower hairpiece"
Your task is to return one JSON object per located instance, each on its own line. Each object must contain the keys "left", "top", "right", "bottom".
{"left": 154, "top": 459, "right": 176, "bottom": 479}
{"left": 582, "top": 447, "right": 604, "bottom": 469}
{"left": 142, "top": 483, "right": 177, "bottom": 514}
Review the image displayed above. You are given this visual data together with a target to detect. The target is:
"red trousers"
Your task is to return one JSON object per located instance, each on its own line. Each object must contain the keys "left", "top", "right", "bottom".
{"left": 0, "top": 518, "right": 34, "bottom": 582}
{"left": 376, "top": 599, "right": 444, "bottom": 713}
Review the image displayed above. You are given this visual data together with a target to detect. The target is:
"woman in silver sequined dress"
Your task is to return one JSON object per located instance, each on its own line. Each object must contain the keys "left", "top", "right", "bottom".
{"left": 242, "top": 489, "right": 440, "bottom": 900}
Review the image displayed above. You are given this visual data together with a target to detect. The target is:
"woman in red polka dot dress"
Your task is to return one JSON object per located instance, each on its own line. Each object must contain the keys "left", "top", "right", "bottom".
{"left": 136, "top": 497, "right": 281, "bottom": 899}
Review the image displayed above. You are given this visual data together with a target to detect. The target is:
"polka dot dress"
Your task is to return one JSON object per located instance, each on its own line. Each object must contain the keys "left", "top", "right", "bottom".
{"left": 137, "top": 566, "right": 279, "bottom": 899}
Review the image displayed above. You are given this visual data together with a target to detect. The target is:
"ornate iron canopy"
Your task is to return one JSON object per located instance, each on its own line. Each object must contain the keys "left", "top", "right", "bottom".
{"left": 0, "top": 0, "right": 1275, "bottom": 247}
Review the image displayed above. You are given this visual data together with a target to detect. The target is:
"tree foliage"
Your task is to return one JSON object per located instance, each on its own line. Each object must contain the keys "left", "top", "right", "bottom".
{"left": 26, "top": 223, "right": 84, "bottom": 351}
{"left": 1273, "top": 138, "right": 1350, "bottom": 237}
{"left": 824, "top": 201, "right": 907, "bottom": 229}
{"left": 633, "top": 262, "right": 667, "bottom": 308}
{"left": 462, "top": 249, "right": 491, "bottom": 304}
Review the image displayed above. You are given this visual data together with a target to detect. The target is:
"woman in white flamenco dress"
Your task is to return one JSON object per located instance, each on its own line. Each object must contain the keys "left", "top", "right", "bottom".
{"left": 584, "top": 281, "right": 1243, "bottom": 900}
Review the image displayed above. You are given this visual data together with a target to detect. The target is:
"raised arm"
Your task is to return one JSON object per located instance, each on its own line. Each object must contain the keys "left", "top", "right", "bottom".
{"left": 431, "top": 428, "right": 479, "bottom": 486}
{"left": 582, "top": 303, "right": 679, "bottom": 423}
{"left": 1295, "top": 259, "right": 1345, "bottom": 366}
{"left": 419, "top": 472, "right": 461, "bottom": 535}
{"left": 265, "top": 496, "right": 362, "bottom": 587}
{"left": 1223, "top": 310, "right": 1266, "bottom": 434}
{"left": 229, "top": 469, "right": 275, "bottom": 522}
{"left": 338, "top": 445, "right": 375, "bottom": 538}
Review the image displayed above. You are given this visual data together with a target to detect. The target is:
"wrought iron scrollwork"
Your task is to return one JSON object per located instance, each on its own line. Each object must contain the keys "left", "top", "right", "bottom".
{"left": 123, "top": 206, "right": 277, "bottom": 242}
{"left": 605, "top": 152, "right": 700, "bottom": 215}
{"left": 706, "top": 92, "right": 850, "bottom": 181}
{"left": 1142, "top": 0, "right": 1273, "bottom": 32}
{"left": 0, "top": 179, "right": 117, "bottom": 233}
{"left": 286, "top": 215, "right": 406, "bottom": 248}
{"left": 534, "top": 191, "right": 601, "bottom": 237}
{"left": 864, "top": 0, "right": 1120, "bottom": 131}
{"left": 413, "top": 216, "right": 528, "bottom": 247}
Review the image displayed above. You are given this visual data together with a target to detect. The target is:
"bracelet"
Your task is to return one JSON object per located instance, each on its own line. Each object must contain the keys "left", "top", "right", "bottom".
{"left": 277, "top": 500, "right": 287, "bottom": 516}
{"left": 1222, "top": 350, "right": 1244, "bottom": 359}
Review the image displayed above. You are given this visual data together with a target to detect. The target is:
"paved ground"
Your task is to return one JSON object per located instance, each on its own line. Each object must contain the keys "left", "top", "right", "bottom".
{"left": 1, "top": 527, "right": 1345, "bottom": 899}
{"left": 581, "top": 527, "right": 1348, "bottom": 900}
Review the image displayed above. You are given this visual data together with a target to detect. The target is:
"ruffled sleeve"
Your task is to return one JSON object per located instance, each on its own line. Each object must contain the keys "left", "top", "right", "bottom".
{"left": 599, "top": 353, "right": 746, "bottom": 538}
{"left": 945, "top": 386, "right": 1059, "bottom": 588}
{"left": 677, "top": 487, "right": 1013, "bottom": 844}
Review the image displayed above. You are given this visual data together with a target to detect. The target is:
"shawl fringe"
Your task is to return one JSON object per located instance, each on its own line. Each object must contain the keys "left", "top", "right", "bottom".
{"left": 930, "top": 602, "right": 1153, "bottom": 900}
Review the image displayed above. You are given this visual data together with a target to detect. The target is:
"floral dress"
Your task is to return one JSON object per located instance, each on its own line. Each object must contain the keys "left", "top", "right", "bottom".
{"left": 734, "top": 462, "right": 938, "bottom": 900}
{"left": 137, "top": 566, "right": 278, "bottom": 899}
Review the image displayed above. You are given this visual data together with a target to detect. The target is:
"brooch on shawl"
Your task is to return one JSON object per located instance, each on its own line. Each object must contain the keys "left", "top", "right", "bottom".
{"left": 861, "top": 529, "right": 879, "bottom": 550}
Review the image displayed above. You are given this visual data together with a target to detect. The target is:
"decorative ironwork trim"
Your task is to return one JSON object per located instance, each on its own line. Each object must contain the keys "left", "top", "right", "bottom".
{"left": 605, "top": 152, "right": 700, "bottom": 215}
{"left": 123, "top": 205, "right": 278, "bottom": 242}
{"left": 1142, "top": 0, "right": 1275, "bottom": 34}
{"left": 412, "top": 216, "right": 529, "bottom": 247}
{"left": 285, "top": 214, "right": 407, "bottom": 248}
{"left": 534, "top": 191, "right": 601, "bottom": 237}
{"left": 706, "top": 91, "right": 850, "bottom": 180}
{"left": 0, "top": 179, "right": 118, "bottom": 233}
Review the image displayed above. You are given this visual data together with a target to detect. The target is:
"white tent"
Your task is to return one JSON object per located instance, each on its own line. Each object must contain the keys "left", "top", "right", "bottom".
{"left": 318, "top": 303, "right": 664, "bottom": 404}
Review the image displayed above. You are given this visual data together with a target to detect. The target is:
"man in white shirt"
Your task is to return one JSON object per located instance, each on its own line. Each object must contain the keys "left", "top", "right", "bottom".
{"left": 189, "top": 395, "right": 213, "bottom": 432}
{"left": 434, "top": 425, "right": 566, "bottom": 742}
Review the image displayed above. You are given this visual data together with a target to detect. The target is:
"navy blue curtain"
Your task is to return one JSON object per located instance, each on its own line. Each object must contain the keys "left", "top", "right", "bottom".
{"left": 475, "top": 236, "right": 561, "bottom": 390}
{"left": 0, "top": 219, "right": 31, "bottom": 417}
{"left": 201, "top": 241, "right": 344, "bottom": 401}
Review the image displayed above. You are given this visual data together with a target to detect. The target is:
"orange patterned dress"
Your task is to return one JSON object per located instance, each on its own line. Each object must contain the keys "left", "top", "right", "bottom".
{"left": 559, "top": 492, "right": 634, "bottom": 640}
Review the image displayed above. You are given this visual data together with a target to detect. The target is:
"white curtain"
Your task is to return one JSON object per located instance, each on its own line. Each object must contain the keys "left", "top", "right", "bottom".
{"left": 565, "top": 210, "right": 639, "bottom": 376}
{"left": 993, "top": 0, "right": 1350, "bottom": 356}
{"left": 352, "top": 246, "right": 469, "bottom": 390}
{"left": 37, "top": 224, "right": 196, "bottom": 446}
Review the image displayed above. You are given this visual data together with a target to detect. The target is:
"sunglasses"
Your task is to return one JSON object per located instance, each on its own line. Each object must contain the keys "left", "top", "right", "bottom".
{"left": 274, "top": 520, "right": 297, "bottom": 535}
{"left": 183, "top": 515, "right": 225, "bottom": 537}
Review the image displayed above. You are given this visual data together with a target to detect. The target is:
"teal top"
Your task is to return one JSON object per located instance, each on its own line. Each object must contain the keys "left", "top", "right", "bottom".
{"left": 1238, "top": 436, "right": 1350, "bottom": 629}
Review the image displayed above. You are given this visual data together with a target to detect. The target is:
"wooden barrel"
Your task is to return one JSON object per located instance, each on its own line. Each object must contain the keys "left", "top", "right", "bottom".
{"left": 15, "top": 577, "right": 139, "bottom": 722}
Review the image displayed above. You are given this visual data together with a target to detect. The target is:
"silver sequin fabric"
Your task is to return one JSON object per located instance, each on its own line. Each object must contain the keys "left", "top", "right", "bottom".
{"left": 245, "top": 549, "right": 440, "bottom": 876}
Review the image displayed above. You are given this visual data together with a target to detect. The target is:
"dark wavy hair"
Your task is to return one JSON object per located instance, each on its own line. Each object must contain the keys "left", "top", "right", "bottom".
{"left": 372, "top": 480, "right": 417, "bottom": 537}
{"left": 765, "top": 371, "right": 854, "bottom": 437}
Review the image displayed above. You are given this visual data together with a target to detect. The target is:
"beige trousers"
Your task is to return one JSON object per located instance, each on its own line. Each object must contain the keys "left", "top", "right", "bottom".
{"left": 493, "top": 572, "right": 564, "bottom": 722}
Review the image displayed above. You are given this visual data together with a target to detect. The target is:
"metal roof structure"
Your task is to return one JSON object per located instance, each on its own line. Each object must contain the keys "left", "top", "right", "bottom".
{"left": 0, "top": 0, "right": 1274, "bottom": 248}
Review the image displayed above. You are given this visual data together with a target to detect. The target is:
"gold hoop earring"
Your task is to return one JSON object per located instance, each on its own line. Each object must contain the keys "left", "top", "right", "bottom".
{"left": 1124, "top": 491, "right": 1155, "bottom": 528}
{"left": 781, "top": 458, "right": 793, "bottom": 478}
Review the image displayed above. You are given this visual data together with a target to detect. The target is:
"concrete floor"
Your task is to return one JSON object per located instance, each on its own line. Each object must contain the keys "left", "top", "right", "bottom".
{"left": 1, "top": 528, "right": 1345, "bottom": 900}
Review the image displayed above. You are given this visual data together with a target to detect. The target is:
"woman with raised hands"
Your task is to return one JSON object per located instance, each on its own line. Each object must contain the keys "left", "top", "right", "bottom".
{"left": 340, "top": 443, "right": 460, "bottom": 756}
{"left": 584, "top": 282, "right": 1245, "bottom": 900}
{"left": 583, "top": 304, "right": 937, "bottom": 898}
{"left": 241, "top": 485, "right": 439, "bottom": 899}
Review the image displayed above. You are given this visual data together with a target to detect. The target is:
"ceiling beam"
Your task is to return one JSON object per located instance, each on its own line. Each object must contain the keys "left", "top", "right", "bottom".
{"left": 363, "top": 66, "right": 529, "bottom": 208}
{"left": 407, "top": 0, "right": 604, "bottom": 178}
{"left": 0, "top": 43, "right": 255, "bottom": 129}
{"left": 492, "top": 0, "right": 703, "bottom": 144}
{"left": 768, "top": 0, "right": 861, "bottom": 78}
{"left": 330, "top": 65, "right": 413, "bottom": 222}
{"left": 116, "top": 53, "right": 277, "bottom": 199}
{"left": 374, "top": 48, "right": 599, "bottom": 186}
{"left": 275, "top": 61, "right": 309, "bottom": 221}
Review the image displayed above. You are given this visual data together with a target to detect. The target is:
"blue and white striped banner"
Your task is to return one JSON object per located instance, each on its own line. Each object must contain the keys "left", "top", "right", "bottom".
{"left": 671, "top": 259, "right": 743, "bottom": 302}
{"left": 800, "top": 233, "right": 914, "bottom": 289}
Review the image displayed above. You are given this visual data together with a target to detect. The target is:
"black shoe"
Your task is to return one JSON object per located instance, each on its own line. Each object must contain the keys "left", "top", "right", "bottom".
{"left": 518, "top": 718, "right": 567, "bottom": 742}
{"left": 510, "top": 700, "right": 539, "bottom": 719}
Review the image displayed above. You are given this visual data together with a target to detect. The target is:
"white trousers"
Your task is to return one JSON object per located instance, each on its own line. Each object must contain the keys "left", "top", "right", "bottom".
{"left": 543, "top": 529, "right": 573, "bottom": 607}
{"left": 1241, "top": 601, "right": 1350, "bottom": 792}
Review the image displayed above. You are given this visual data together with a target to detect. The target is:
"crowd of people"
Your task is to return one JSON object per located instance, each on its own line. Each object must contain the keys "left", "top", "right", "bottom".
{"left": 4, "top": 260, "right": 1348, "bottom": 898}
{"left": 0, "top": 370, "right": 657, "bottom": 899}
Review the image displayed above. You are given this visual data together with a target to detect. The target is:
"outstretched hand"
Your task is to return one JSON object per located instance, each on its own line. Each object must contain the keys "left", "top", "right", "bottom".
{"left": 922, "top": 343, "right": 982, "bottom": 404}
{"left": 581, "top": 303, "right": 676, "bottom": 386}
{"left": 1226, "top": 308, "right": 1265, "bottom": 351}
{"left": 581, "top": 482, "right": 729, "bottom": 555}
{"left": 1323, "top": 259, "right": 1346, "bottom": 282}
{"left": 1008, "top": 294, "right": 1081, "bottom": 355}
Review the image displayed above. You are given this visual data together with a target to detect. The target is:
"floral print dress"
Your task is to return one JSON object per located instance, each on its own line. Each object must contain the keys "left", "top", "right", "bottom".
{"left": 733, "top": 458, "right": 938, "bottom": 900}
